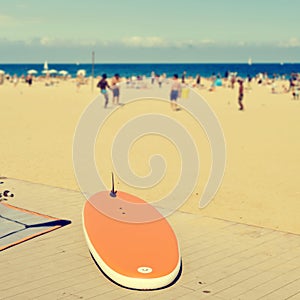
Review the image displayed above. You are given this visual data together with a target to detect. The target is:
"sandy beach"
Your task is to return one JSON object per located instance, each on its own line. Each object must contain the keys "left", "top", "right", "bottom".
{"left": 1, "top": 76, "right": 300, "bottom": 235}
{"left": 1, "top": 74, "right": 300, "bottom": 299}
{"left": 2, "top": 1, "right": 300, "bottom": 297}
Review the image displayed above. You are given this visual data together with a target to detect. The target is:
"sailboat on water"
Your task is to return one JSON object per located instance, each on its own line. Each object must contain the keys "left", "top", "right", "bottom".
{"left": 248, "top": 58, "right": 252, "bottom": 66}
{"left": 43, "top": 60, "right": 48, "bottom": 70}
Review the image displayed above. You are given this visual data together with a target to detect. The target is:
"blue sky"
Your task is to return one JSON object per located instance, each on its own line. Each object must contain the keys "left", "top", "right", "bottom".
{"left": 0, "top": 0, "right": 300, "bottom": 63}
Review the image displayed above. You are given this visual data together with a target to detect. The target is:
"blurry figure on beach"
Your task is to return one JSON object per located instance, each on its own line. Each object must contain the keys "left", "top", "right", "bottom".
{"left": 289, "top": 78, "right": 299, "bottom": 100}
{"left": 111, "top": 73, "right": 121, "bottom": 105}
{"left": 257, "top": 73, "right": 263, "bottom": 85}
{"left": 292, "top": 86, "right": 299, "bottom": 100}
{"left": 282, "top": 84, "right": 288, "bottom": 93}
{"left": 13, "top": 74, "right": 18, "bottom": 87}
{"left": 209, "top": 73, "right": 217, "bottom": 91}
{"left": 209, "top": 74, "right": 221, "bottom": 91}
{"left": 238, "top": 79, "right": 244, "bottom": 111}
{"left": 132, "top": 75, "right": 137, "bottom": 88}
{"left": 45, "top": 72, "right": 50, "bottom": 87}
{"left": 271, "top": 80, "right": 276, "bottom": 94}
{"left": 76, "top": 75, "right": 83, "bottom": 92}
{"left": 76, "top": 78, "right": 80, "bottom": 92}
{"left": 181, "top": 71, "right": 186, "bottom": 83}
{"left": 181, "top": 83, "right": 190, "bottom": 99}
{"left": 126, "top": 76, "right": 131, "bottom": 87}
{"left": 246, "top": 75, "right": 252, "bottom": 91}
{"left": 195, "top": 74, "right": 201, "bottom": 87}
{"left": 215, "top": 76, "right": 222, "bottom": 87}
{"left": 262, "top": 72, "right": 269, "bottom": 85}
{"left": 224, "top": 70, "right": 229, "bottom": 80}
{"left": 170, "top": 74, "right": 181, "bottom": 111}
{"left": 230, "top": 74, "right": 236, "bottom": 89}
{"left": 288, "top": 77, "right": 295, "bottom": 92}
{"left": 97, "top": 74, "right": 110, "bottom": 108}
{"left": 26, "top": 74, "right": 33, "bottom": 86}
{"left": 151, "top": 71, "right": 155, "bottom": 84}
{"left": 209, "top": 81, "right": 215, "bottom": 92}
{"left": 158, "top": 75, "right": 163, "bottom": 88}
{"left": 162, "top": 73, "right": 167, "bottom": 82}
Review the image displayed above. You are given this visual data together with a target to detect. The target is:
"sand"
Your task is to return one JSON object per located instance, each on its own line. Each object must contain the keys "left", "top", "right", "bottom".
{"left": 1, "top": 76, "right": 299, "bottom": 234}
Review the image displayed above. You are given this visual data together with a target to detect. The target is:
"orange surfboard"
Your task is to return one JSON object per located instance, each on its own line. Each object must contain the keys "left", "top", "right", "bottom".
{"left": 82, "top": 190, "right": 181, "bottom": 290}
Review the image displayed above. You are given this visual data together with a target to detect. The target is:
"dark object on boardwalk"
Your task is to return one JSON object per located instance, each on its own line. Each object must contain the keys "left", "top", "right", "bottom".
{"left": 0, "top": 182, "right": 14, "bottom": 202}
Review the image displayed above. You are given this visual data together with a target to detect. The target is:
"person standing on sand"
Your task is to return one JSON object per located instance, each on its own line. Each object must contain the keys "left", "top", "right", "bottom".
{"left": 170, "top": 74, "right": 181, "bottom": 111}
{"left": 158, "top": 75, "right": 163, "bottom": 88}
{"left": 12, "top": 74, "right": 18, "bottom": 87}
{"left": 195, "top": 74, "right": 201, "bottom": 87}
{"left": 246, "top": 74, "right": 252, "bottom": 91}
{"left": 181, "top": 71, "right": 186, "bottom": 84}
{"left": 76, "top": 75, "right": 82, "bottom": 92}
{"left": 111, "top": 73, "right": 121, "bottom": 105}
{"left": 26, "top": 74, "right": 33, "bottom": 86}
{"left": 151, "top": 71, "right": 155, "bottom": 84}
{"left": 231, "top": 74, "right": 236, "bottom": 89}
{"left": 238, "top": 79, "right": 244, "bottom": 111}
{"left": 97, "top": 74, "right": 110, "bottom": 108}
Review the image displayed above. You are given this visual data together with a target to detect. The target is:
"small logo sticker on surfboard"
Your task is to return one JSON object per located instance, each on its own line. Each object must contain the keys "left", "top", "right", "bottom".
{"left": 137, "top": 267, "right": 152, "bottom": 274}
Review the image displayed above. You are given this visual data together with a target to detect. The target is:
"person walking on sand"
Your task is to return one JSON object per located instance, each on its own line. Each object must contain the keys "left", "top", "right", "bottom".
{"left": 97, "top": 74, "right": 110, "bottom": 108}
{"left": 238, "top": 79, "right": 244, "bottom": 111}
{"left": 111, "top": 73, "right": 121, "bottom": 105}
{"left": 170, "top": 74, "right": 181, "bottom": 111}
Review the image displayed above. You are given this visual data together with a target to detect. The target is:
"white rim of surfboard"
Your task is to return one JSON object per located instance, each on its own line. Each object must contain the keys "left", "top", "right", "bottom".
{"left": 82, "top": 208, "right": 181, "bottom": 290}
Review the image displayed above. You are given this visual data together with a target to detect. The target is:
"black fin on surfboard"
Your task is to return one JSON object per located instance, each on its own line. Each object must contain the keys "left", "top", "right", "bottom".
{"left": 110, "top": 172, "right": 117, "bottom": 198}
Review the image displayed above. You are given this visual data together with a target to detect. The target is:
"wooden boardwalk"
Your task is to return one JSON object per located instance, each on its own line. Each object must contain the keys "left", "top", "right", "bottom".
{"left": 1, "top": 178, "right": 300, "bottom": 299}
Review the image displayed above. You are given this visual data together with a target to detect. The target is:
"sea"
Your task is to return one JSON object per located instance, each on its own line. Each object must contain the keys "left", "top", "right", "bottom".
{"left": 0, "top": 63, "right": 299, "bottom": 79}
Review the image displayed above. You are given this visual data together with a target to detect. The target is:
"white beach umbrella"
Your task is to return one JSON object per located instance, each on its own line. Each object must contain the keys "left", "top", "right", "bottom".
{"left": 42, "top": 70, "right": 49, "bottom": 75}
{"left": 49, "top": 69, "right": 57, "bottom": 74}
{"left": 27, "top": 69, "right": 38, "bottom": 75}
{"left": 77, "top": 69, "right": 86, "bottom": 76}
{"left": 58, "top": 70, "right": 68, "bottom": 76}
{"left": 0, "top": 70, "right": 5, "bottom": 75}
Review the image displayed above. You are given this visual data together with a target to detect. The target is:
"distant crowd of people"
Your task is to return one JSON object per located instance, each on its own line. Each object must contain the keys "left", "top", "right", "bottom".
{"left": 1, "top": 70, "right": 299, "bottom": 111}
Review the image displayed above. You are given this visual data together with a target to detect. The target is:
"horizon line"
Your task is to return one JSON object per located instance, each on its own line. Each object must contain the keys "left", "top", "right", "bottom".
{"left": 0, "top": 61, "right": 298, "bottom": 65}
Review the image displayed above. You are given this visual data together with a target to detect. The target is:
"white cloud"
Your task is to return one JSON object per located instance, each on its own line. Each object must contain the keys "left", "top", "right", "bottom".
{"left": 4, "top": 34, "right": 275, "bottom": 50}
{"left": 200, "top": 39, "right": 216, "bottom": 45}
{"left": 278, "top": 38, "right": 300, "bottom": 48}
{"left": 40, "top": 37, "right": 52, "bottom": 46}
{"left": 4, "top": 35, "right": 297, "bottom": 53}
{"left": 122, "top": 36, "right": 169, "bottom": 48}
{"left": 39, "top": 37, "right": 97, "bottom": 47}
{"left": 237, "top": 41, "right": 247, "bottom": 47}
{"left": 122, "top": 36, "right": 219, "bottom": 48}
